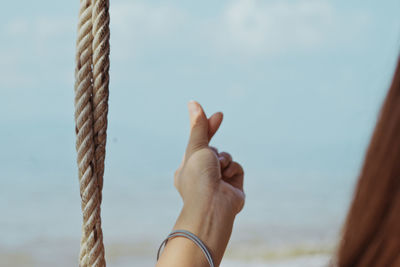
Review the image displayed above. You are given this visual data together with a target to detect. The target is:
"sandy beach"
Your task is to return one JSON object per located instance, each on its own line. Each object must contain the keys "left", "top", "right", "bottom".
{"left": 0, "top": 237, "right": 334, "bottom": 267}
{"left": 0, "top": 248, "right": 332, "bottom": 267}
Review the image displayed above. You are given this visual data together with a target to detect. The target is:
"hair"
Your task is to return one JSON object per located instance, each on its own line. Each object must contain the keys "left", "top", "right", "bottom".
{"left": 337, "top": 56, "right": 400, "bottom": 266}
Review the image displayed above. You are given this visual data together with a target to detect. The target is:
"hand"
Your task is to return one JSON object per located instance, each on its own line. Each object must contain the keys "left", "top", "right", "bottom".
{"left": 174, "top": 100, "right": 245, "bottom": 217}
{"left": 156, "top": 101, "right": 245, "bottom": 267}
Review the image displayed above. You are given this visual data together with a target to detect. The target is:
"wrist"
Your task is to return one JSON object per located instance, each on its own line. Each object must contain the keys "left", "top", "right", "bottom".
{"left": 173, "top": 194, "right": 236, "bottom": 266}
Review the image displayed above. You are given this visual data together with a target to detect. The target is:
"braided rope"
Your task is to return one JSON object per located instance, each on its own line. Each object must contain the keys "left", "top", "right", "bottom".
{"left": 74, "top": 0, "right": 109, "bottom": 266}
{"left": 92, "top": 0, "right": 110, "bottom": 198}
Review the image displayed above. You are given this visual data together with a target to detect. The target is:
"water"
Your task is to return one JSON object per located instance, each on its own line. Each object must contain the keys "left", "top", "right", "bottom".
{"left": 0, "top": 95, "right": 369, "bottom": 267}
{"left": 0, "top": 113, "right": 363, "bottom": 266}
{"left": 0, "top": 144, "right": 356, "bottom": 265}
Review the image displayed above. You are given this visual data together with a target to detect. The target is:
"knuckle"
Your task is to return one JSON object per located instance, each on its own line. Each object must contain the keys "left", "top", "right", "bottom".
{"left": 220, "top": 151, "right": 232, "bottom": 161}
{"left": 174, "top": 168, "right": 181, "bottom": 188}
{"left": 190, "top": 142, "right": 206, "bottom": 153}
{"left": 199, "top": 147, "right": 218, "bottom": 158}
{"left": 239, "top": 196, "right": 245, "bottom": 212}
{"left": 234, "top": 191, "right": 246, "bottom": 213}
{"left": 234, "top": 162, "right": 244, "bottom": 174}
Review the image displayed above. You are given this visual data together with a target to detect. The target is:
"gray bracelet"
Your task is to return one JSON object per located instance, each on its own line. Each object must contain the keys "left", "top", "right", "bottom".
{"left": 157, "top": 229, "right": 215, "bottom": 267}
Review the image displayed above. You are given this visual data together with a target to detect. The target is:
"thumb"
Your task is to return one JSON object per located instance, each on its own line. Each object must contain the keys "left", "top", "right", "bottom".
{"left": 186, "top": 100, "right": 209, "bottom": 158}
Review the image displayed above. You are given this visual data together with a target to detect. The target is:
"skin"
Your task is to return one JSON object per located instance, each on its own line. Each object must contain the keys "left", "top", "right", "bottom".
{"left": 156, "top": 101, "right": 245, "bottom": 267}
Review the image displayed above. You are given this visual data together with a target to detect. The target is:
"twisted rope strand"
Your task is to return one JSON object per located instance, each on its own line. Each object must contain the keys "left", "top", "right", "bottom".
{"left": 74, "top": 0, "right": 109, "bottom": 266}
{"left": 92, "top": 0, "right": 110, "bottom": 199}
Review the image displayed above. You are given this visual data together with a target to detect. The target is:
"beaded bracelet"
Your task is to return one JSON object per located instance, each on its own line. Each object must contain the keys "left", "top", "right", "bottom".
{"left": 157, "top": 230, "right": 215, "bottom": 267}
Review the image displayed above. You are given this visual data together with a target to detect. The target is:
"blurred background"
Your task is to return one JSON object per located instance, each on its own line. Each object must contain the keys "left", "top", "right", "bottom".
{"left": 1, "top": 0, "right": 400, "bottom": 266}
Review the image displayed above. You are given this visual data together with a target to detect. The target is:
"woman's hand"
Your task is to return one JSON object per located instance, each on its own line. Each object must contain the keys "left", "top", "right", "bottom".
{"left": 156, "top": 101, "right": 245, "bottom": 267}
{"left": 174, "top": 100, "right": 245, "bottom": 218}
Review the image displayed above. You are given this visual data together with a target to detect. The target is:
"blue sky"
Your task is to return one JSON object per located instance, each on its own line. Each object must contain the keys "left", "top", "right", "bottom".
{"left": 1, "top": 0, "right": 400, "bottom": 207}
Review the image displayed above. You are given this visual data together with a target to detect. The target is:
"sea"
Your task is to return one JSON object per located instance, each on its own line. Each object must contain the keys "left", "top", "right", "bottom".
{"left": 0, "top": 134, "right": 359, "bottom": 266}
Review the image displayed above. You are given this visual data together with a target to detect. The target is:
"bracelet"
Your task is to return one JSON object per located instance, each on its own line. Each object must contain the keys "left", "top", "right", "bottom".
{"left": 157, "top": 229, "right": 215, "bottom": 267}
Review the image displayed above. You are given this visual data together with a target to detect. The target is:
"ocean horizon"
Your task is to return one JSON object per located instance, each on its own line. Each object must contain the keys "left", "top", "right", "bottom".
{"left": 1, "top": 164, "right": 352, "bottom": 266}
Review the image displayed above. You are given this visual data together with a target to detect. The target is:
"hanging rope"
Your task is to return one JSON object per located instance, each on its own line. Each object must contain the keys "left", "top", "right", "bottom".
{"left": 74, "top": 0, "right": 110, "bottom": 266}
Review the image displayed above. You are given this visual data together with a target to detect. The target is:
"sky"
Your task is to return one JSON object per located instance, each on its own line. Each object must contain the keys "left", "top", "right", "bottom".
{"left": 0, "top": 0, "right": 400, "bottom": 242}
{"left": 1, "top": 0, "right": 399, "bottom": 176}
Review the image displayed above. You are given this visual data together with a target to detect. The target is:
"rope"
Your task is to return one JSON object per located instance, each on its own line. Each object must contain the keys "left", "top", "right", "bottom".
{"left": 74, "top": 0, "right": 110, "bottom": 266}
{"left": 92, "top": 0, "right": 110, "bottom": 198}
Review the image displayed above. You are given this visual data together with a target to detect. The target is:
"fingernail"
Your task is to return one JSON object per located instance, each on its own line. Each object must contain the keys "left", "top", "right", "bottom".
{"left": 188, "top": 100, "right": 200, "bottom": 115}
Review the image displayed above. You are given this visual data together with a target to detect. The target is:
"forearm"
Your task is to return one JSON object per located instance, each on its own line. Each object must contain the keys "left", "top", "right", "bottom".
{"left": 157, "top": 101, "right": 244, "bottom": 267}
{"left": 156, "top": 196, "right": 235, "bottom": 267}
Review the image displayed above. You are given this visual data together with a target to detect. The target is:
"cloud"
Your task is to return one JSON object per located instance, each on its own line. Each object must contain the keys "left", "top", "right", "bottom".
{"left": 110, "top": 1, "right": 186, "bottom": 60}
{"left": 0, "top": 1, "right": 186, "bottom": 88}
{"left": 4, "top": 18, "right": 30, "bottom": 36}
{"left": 0, "top": 0, "right": 372, "bottom": 90}
{"left": 108, "top": 0, "right": 370, "bottom": 58}
{"left": 209, "top": 0, "right": 370, "bottom": 55}
{"left": 0, "top": 16, "right": 75, "bottom": 89}
{"left": 111, "top": 1, "right": 184, "bottom": 35}
{"left": 3, "top": 16, "right": 74, "bottom": 43}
